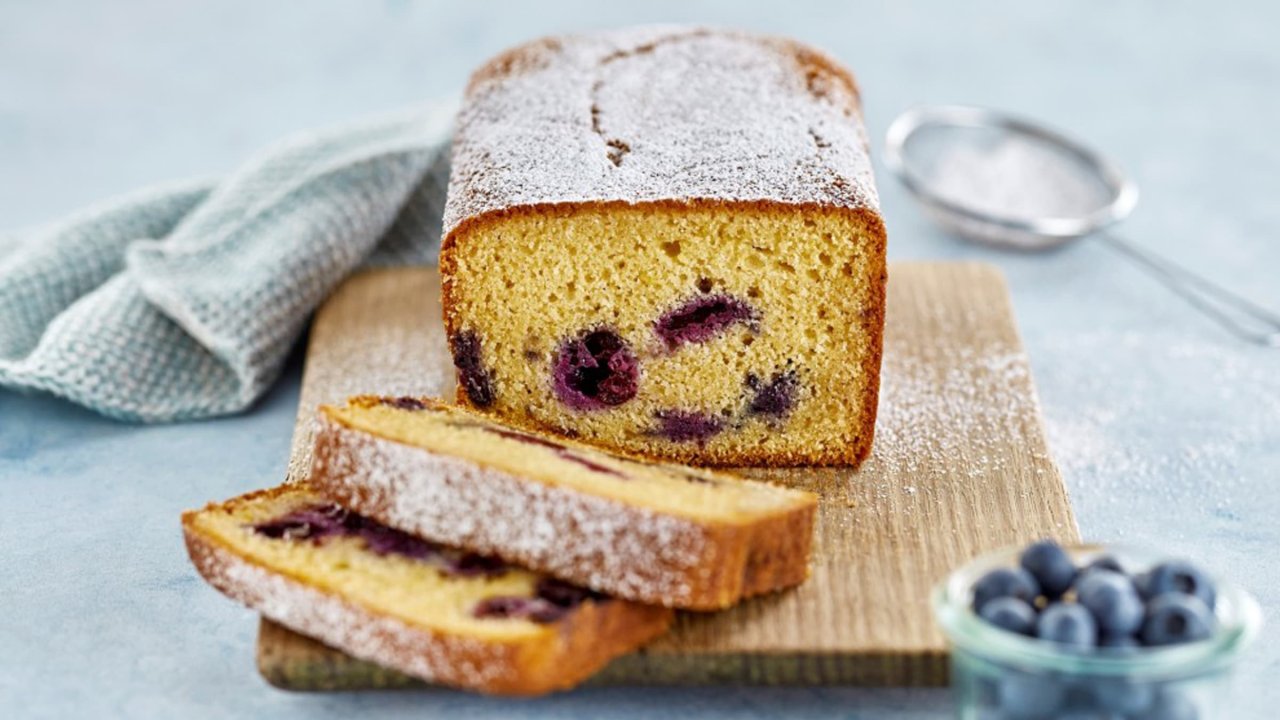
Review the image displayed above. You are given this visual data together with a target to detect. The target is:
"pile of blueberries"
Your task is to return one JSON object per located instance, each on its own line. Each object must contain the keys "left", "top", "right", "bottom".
{"left": 969, "top": 540, "right": 1219, "bottom": 719}
{"left": 974, "top": 540, "right": 1217, "bottom": 648}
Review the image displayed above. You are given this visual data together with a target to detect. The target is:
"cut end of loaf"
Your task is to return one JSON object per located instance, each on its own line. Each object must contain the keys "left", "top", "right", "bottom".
{"left": 441, "top": 201, "right": 885, "bottom": 466}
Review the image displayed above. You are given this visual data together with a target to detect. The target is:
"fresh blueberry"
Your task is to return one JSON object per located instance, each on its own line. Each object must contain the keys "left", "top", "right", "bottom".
{"left": 973, "top": 676, "right": 999, "bottom": 708}
{"left": 1050, "top": 710, "right": 1101, "bottom": 720}
{"left": 1134, "top": 569, "right": 1161, "bottom": 604}
{"left": 1076, "top": 569, "right": 1145, "bottom": 635}
{"left": 1082, "top": 553, "right": 1125, "bottom": 576}
{"left": 1144, "top": 560, "right": 1217, "bottom": 610}
{"left": 1056, "top": 680, "right": 1098, "bottom": 714}
{"left": 978, "top": 597, "right": 1037, "bottom": 635}
{"left": 1020, "top": 539, "right": 1077, "bottom": 598}
{"left": 997, "top": 672, "right": 1066, "bottom": 719}
{"left": 1141, "top": 594, "right": 1216, "bottom": 646}
{"left": 1050, "top": 712, "right": 1105, "bottom": 720}
{"left": 1092, "top": 677, "right": 1156, "bottom": 715}
{"left": 1036, "top": 602, "right": 1098, "bottom": 649}
{"left": 1132, "top": 686, "right": 1200, "bottom": 720}
{"left": 971, "top": 567, "right": 1041, "bottom": 612}
{"left": 1099, "top": 632, "right": 1142, "bottom": 651}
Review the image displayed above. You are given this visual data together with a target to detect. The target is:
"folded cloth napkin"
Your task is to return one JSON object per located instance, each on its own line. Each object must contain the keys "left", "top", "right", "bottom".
{"left": 0, "top": 105, "right": 454, "bottom": 421}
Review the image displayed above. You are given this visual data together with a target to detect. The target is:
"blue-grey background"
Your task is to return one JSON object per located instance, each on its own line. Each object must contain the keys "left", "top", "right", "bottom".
{"left": 1, "top": 1, "right": 1276, "bottom": 718}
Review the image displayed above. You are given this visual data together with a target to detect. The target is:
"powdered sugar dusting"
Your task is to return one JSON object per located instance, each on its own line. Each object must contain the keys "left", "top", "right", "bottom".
{"left": 309, "top": 412, "right": 813, "bottom": 608}
{"left": 835, "top": 267, "right": 1065, "bottom": 520}
{"left": 929, "top": 136, "right": 1111, "bottom": 222}
{"left": 313, "top": 414, "right": 711, "bottom": 606}
{"left": 1038, "top": 330, "right": 1278, "bottom": 538}
{"left": 865, "top": 345, "right": 1050, "bottom": 480}
{"left": 443, "top": 26, "right": 879, "bottom": 236}
{"left": 186, "top": 530, "right": 517, "bottom": 689}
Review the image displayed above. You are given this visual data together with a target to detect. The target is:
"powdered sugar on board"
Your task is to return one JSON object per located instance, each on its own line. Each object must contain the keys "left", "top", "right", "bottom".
{"left": 286, "top": 269, "right": 455, "bottom": 484}
{"left": 853, "top": 265, "right": 1052, "bottom": 483}
{"left": 443, "top": 26, "right": 879, "bottom": 235}
{"left": 870, "top": 347, "right": 1046, "bottom": 478}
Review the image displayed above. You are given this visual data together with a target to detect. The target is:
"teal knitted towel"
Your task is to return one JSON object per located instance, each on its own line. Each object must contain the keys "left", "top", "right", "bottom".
{"left": 0, "top": 105, "right": 454, "bottom": 421}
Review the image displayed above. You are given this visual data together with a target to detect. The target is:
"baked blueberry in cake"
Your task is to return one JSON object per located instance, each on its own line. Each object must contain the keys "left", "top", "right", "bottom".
{"left": 182, "top": 485, "right": 672, "bottom": 695}
{"left": 308, "top": 395, "right": 819, "bottom": 610}
{"left": 439, "top": 26, "right": 887, "bottom": 467}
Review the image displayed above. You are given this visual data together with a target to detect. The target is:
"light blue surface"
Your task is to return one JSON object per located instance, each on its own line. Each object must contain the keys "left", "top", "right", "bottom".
{"left": 1, "top": 1, "right": 1277, "bottom": 718}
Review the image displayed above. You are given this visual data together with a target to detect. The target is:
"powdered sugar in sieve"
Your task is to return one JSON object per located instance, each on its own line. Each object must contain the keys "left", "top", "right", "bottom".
{"left": 885, "top": 105, "right": 1279, "bottom": 346}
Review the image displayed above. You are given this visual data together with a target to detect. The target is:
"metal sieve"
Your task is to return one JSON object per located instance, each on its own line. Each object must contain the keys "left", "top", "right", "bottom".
{"left": 884, "top": 105, "right": 1279, "bottom": 347}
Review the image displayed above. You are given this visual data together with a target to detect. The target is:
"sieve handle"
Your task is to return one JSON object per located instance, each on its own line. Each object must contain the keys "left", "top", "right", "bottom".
{"left": 1097, "top": 234, "right": 1280, "bottom": 347}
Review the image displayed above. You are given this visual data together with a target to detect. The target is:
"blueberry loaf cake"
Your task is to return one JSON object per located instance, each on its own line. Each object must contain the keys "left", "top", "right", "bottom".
{"left": 309, "top": 396, "right": 818, "bottom": 610}
{"left": 440, "top": 26, "right": 887, "bottom": 467}
{"left": 182, "top": 485, "right": 672, "bottom": 695}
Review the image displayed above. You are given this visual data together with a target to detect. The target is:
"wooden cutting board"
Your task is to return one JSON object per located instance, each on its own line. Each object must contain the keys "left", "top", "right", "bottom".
{"left": 256, "top": 261, "right": 1079, "bottom": 690}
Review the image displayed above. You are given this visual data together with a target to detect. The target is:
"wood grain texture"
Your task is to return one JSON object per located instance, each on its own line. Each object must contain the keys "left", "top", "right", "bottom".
{"left": 258, "top": 262, "right": 1079, "bottom": 690}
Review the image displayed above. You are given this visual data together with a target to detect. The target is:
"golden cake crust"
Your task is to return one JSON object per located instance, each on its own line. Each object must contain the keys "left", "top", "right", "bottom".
{"left": 308, "top": 400, "right": 818, "bottom": 609}
{"left": 182, "top": 486, "right": 672, "bottom": 696}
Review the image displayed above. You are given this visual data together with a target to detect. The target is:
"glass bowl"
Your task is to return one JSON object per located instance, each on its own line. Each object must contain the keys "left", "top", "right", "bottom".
{"left": 933, "top": 544, "right": 1262, "bottom": 719}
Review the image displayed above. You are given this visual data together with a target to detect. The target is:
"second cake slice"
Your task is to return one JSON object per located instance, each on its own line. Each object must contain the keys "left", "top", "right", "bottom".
{"left": 310, "top": 396, "right": 818, "bottom": 610}
{"left": 184, "top": 485, "right": 670, "bottom": 695}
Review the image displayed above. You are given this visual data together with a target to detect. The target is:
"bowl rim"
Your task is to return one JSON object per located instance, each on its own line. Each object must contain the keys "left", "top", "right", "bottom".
{"left": 932, "top": 543, "right": 1263, "bottom": 679}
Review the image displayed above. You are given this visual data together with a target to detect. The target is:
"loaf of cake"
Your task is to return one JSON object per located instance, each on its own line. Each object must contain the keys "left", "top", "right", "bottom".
{"left": 308, "top": 396, "right": 818, "bottom": 609}
{"left": 440, "top": 26, "right": 887, "bottom": 467}
{"left": 182, "top": 485, "right": 672, "bottom": 695}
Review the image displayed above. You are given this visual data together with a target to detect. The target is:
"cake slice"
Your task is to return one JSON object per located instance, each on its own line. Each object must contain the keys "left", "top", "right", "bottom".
{"left": 182, "top": 485, "right": 672, "bottom": 695}
{"left": 308, "top": 395, "right": 818, "bottom": 610}
{"left": 440, "top": 26, "right": 887, "bottom": 466}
